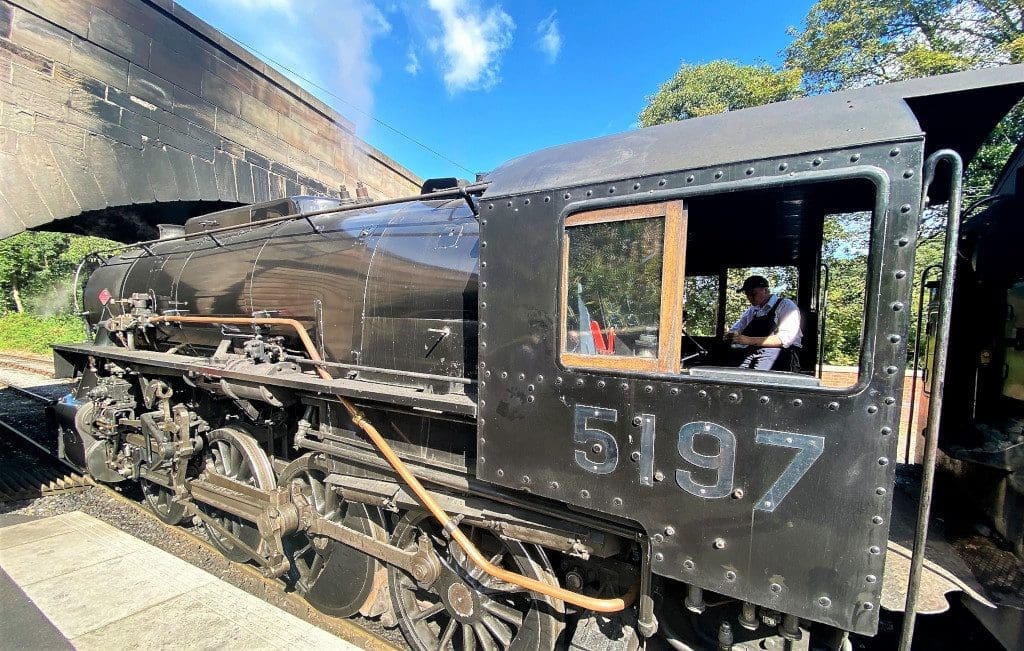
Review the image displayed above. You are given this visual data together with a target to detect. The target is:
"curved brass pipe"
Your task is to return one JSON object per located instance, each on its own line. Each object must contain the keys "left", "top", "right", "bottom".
{"left": 148, "top": 314, "right": 638, "bottom": 613}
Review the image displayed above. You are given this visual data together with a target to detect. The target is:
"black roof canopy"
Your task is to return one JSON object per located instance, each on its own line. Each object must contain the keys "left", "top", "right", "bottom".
{"left": 484, "top": 65, "right": 1024, "bottom": 198}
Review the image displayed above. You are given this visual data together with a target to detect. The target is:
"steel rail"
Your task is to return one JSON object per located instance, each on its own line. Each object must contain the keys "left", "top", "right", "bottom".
{"left": 0, "top": 419, "right": 82, "bottom": 475}
{"left": 4, "top": 383, "right": 57, "bottom": 405}
{"left": 147, "top": 313, "right": 638, "bottom": 613}
{"left": 898, "top": 150, "right": 963, "bottom": 651}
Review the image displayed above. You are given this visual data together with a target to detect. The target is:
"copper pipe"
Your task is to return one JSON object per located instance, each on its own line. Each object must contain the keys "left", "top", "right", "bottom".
{"left": 148, "top": 314, "right": 638, "bottom": 612}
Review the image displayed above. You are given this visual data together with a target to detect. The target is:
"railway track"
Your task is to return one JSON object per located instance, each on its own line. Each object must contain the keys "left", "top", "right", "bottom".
{"left": 0, "top": 366, "right": 92, "bottom": 502}
{"left": 0, "top": 352, "right": 57, "bottom": 378}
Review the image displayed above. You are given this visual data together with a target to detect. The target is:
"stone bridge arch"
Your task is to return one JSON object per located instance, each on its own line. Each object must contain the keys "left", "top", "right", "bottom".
{"left": 0, "top": 0, "right": 421, "bottom": 240}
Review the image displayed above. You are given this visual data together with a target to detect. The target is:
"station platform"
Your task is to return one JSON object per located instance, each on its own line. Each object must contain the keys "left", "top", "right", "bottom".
{"left": 0, "top": 511, "right": 360, "bottom": 649}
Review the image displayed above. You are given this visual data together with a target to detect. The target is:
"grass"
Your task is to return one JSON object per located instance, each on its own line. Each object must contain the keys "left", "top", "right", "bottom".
{"left": 0, "top": 312, "right": 89, "bottom": 354}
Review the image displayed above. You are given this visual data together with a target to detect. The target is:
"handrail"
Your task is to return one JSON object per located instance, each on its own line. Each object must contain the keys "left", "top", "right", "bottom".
{"left": 147, "top": 313, "right": 638, "bottom": 613}
{"left": 817, "top": 262, "right": 830, "bottom": 379}
{"left": 93, "top": 182, "right": 490, "bottom": 258}
{"left": 898, "top": 150, "right": 963, "bottom": 651}
{"left": 904, "top": 263, "right": 943, "bottom": 463}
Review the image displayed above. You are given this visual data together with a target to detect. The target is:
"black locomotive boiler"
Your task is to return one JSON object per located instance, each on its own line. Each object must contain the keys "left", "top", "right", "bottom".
{"left": 50, "top": 65, "right": 1024, "bottom": 650}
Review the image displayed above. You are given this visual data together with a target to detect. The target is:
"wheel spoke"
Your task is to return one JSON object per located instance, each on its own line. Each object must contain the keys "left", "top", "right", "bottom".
{"left": 481, "top": 614, "right": 514, "bottom": 647}
{"left": 481, "top": 579, "right": 521, "bottom": 596}
{"left": 214, "top": 441, "right": 229, "bottom": 473}
{"left": 473, "top": 622, "right": 499, "bottom": 651}
{"left": 309, "top": 477, "right": 326, "bottom": 514}
{"left": 229, "top": 445, "right": 243, "bottom": 477}
{"left": 461, "top": 622, "right": 476, "bottom": 651}
{"left": 409, "top": 600, "right": 446, "bottom": 623}
{"left": 436, "top": 619, "right": 458, "bottom": 650}
{"left": 469, "top": 551, "right": 504, "bottom": 582}
{"left": 482, "top": 600, "right": 524, "bottom": 628}
{"left": 308, "top": 550, "right": 324, "bottom": 578}
{"left": 236, "top": 459, "right": 252, "bottom": 482}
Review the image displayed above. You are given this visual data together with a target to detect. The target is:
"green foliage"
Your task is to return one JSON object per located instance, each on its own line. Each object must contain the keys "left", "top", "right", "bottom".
{"left": 683, "top": 275, "right": 719, "bottom": 336}
{"left": 784, "top": 0, "right": 1021, "bottom": 94}
{"left": 820, "top": 213, "right": 873, "bottom": 365}
{"left": 965, "top": 100, "right": 1024, "bottom": 201}
{"left": 1008, "top": 34, "right": 1024, "bottom": 62}
{"left": 723, "top": 267, "right": 800, "bottom": 328}
{"left": 639, "top": 60, "right": 803, "bottom": 127}
{"left": 0, "top": 231, "right": 118, "bottom": 315}
{"left": 0, "top": 312, "right": 88, "bottom": 354}
{"left": 639, "top": 1, "right": 1020, "bottom": 367}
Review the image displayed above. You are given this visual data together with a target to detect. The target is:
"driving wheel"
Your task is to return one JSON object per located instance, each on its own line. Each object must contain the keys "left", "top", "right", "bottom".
{"left": 280, "top": 454, "right": 387, "bottom": 617}
{"left": 388, "top": 511, "right": 563, "bottom": 650}
{"left": 198, "top": 427, "right": 275, "bottom": 562}
{"left": 140, "top": 478, "right": 185, "bottom": 525}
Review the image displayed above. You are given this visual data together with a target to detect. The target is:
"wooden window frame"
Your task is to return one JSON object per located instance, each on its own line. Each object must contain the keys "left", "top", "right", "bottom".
{"left": 560, "top": 200, "right": 687, "bottom": 374}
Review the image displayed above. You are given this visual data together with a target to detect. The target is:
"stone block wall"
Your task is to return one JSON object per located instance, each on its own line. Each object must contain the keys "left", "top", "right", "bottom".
{"left": 0, "top": 0, "right": 421, "bottom": 237}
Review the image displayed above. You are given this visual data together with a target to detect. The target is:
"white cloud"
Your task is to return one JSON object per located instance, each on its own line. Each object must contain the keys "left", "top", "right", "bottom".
{"left": 427, "top": 0, "right": 515, "bottom": 92}
{"left": 218, "top": 0, "right": 297, "bottom": 21}
{"left": 536, "top": 10, "right": 561, "bottom": 63}
{"left": 406, "top": 47, "right": 421, "bottom": 75}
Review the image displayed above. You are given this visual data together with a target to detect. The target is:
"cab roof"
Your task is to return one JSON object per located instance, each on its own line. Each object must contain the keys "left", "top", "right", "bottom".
{"left": 483, "top": 65, "right": 1024, "bottom": 198}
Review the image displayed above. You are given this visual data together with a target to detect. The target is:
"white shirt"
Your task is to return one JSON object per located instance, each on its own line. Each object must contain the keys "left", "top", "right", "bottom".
{"left": 729, "top": 294, "right": 803, "bottom": 348}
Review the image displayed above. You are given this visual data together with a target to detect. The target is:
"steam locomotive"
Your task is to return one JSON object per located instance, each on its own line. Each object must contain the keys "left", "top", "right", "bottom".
{"left": 49, "top": 65, "right": 1024, "bottom": 649}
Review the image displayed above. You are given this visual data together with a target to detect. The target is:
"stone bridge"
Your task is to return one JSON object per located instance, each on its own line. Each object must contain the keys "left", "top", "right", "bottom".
{"left": 0, "top": 0, "right": 421, "bottom": 240}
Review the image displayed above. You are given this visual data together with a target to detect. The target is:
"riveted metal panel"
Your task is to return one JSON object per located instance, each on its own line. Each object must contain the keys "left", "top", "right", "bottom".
{"left": 477, "top": 140, "right": 926, "bottom": 635}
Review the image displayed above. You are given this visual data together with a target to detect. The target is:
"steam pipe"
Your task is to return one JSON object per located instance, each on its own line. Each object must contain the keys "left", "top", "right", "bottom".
{"left": 147, "top": 313, "right": 639, "bottom": 613}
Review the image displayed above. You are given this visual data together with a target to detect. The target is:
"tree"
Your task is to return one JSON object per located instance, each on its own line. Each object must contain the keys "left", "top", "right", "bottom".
{"left": 639, "top": 60, "right": 803, "bottom": 127}
{"left": 785, "top": 0, "right": 1023, "bottom": 202}
{"left": 784, "top": 0, "right": 1022, "bottom": 94}
{"left": 964, "top": 101, "right": 1024, "bottom": 200}
{"left": 0, "top": 232, "right": 67, "bottom": 313}
{"left": 0, "top": 232, "right": 117, "bottom": 314}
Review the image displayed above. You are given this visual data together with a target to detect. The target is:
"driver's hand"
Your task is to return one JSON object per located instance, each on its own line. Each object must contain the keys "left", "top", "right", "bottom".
{"left": 723, "top": 331, "right": 736, "bottom": 342}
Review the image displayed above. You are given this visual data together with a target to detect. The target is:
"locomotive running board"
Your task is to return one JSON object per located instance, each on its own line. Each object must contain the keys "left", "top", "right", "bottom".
{"left": 51, "top": 343, "right": 477, "bottom": 417}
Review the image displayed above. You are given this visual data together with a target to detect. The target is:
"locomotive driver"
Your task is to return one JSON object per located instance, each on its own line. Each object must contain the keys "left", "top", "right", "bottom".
{"left": 723, "top": 275, "right": 803, "bottom": 371}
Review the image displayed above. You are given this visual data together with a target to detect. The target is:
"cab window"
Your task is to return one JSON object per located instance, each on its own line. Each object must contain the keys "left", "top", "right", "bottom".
{"left": 560, "top": 175, "right": 878, "bottom": 388}
{"left": 561, "top": 201, "right": 686, "bottom": 373}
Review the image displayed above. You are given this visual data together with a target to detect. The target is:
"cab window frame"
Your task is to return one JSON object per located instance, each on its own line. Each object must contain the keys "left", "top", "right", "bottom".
{"left": 559, "top": 200, "right": 687, "bottom": 374}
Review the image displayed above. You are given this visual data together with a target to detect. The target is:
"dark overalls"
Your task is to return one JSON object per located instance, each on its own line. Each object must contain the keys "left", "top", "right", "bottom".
{"left": 736, "top": 299, "right": 800, "bottom": 371}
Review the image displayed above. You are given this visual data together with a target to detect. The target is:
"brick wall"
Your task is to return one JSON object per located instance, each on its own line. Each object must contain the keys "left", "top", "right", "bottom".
{"left": 0, "top": 0, "right": 421, "bottom": 237}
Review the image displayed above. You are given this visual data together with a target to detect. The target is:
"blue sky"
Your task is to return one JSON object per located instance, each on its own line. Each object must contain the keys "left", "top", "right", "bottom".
{"left": 177, "top": 1, "right": 813, "bottom": 181}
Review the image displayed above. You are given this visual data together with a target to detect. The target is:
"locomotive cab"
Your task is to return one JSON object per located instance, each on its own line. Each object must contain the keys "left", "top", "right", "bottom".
{"left": 477, "top": 66, "right": 1024, "bottom": 642}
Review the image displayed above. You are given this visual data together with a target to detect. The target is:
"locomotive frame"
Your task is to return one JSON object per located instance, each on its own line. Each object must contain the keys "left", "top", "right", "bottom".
{"left": 46, "top": 65, "right": 1024, "bottom": 650}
